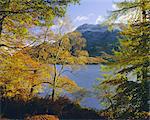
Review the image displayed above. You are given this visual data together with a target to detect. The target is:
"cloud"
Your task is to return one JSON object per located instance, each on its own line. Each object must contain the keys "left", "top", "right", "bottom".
{"left": 74, "top": 16, "right": 89, "bottom": 22}
{"left": 74, "top": 13, "right": 95, "bottom": 23}
{"left": 112, "top": 4, "right": 118, "bottom": 10}
{"left": 95, "top": 16, "right": 105, "bottom": 24}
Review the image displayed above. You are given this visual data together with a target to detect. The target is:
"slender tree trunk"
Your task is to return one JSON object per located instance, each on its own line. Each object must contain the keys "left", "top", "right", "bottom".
{"left": 0, "top": 19, "right": 3, "bottom": 36}
{"left": 0, "top": 16, "right": 5, "bottom": 37}
{"left": 141, "top": 8, "right": 148, "bottom": 83}
{"left": 141, "top": 4, "right": 149, "bottom": 111}
{"left": 52, "top": 64, "right": 57, "bottom": 102}
{"left": 0, "top": 0, "right": 10, "bottom": 37}
{"left": 141, "top": 5, "right": 148, "bottom": 81}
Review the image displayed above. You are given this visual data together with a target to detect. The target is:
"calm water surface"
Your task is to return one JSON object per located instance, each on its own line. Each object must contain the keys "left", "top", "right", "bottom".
{"left": 61, "top": 65, "right": 104, "bottom": 110}
{"left": 43, "top": 65, "right": 105, "bottom": 110}
{"left": 61, "top": 65, "right": 102, "bottom": 89}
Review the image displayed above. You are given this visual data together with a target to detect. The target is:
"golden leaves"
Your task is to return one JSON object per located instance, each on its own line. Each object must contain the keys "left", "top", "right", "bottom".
{"left": 56, "top": 76, "right": 80, "bottom": 93}
{"left": 0, "top": 51, "right": 51, "bottom": 100}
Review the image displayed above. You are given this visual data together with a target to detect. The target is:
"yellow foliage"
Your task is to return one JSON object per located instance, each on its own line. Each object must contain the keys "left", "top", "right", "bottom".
{"left": 56, "top": 76, "right": 80, "bottom": 93}
{"left": 0, "top": 51, "right": 51, "bottom": 100}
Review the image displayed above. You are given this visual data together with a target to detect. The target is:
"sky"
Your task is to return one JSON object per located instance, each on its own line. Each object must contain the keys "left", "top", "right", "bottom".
{"left": 67, "top": 0, "right": 121, "bottom": 28}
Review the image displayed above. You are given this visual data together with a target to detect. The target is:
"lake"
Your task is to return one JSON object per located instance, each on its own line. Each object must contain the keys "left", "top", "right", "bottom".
{"left": 60, "top": 65, "right": 104, "bottom": 110}
{"left": 42, "top": 65, "right": 105, "bottom": 110}
{"left": 60, "top": 65, "right": 102, "bottom": 89}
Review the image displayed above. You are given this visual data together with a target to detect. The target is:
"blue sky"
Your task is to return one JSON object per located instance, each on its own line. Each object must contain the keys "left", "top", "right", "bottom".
{"left": 67, "top": 0, "right": 121, "bottom": 27}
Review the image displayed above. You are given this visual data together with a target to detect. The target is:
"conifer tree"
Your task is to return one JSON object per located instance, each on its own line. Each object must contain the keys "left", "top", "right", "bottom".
{"left": 98, "top": 0, "right": 150, "bottom": 119}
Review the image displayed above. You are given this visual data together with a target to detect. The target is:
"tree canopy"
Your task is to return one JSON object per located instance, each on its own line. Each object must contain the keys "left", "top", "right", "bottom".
{"left": 97, "top": 0, "right": 150, "bottom": 119}
{"left": 0, "top": 0, "right": 80, "bottom": 101}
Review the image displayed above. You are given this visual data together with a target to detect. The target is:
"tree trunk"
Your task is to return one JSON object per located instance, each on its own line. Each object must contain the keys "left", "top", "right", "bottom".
{"left": 0, "top": 16, "right": 5, "bottom": 37}
{"left": 52, "top": 64, "right": 57, "bottom": 102}
{"left": 141, "top": 4, "right": 149, "bottom": 111}
{"left": 0, "top": 0, "right": 10, "bottom": 36}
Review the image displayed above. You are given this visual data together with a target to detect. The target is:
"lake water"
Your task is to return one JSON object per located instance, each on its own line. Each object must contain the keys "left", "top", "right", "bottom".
{"left": 59, "top": 65, "right": 106, "bottom": 110}
{"left": 42, "top": 65, "right": 105, "bottom": 110}
{"left": 60, "top": 65, "right": 102, "bottom": 89}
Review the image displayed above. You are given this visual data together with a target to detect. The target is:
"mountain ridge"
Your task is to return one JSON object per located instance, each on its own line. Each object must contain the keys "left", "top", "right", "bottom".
{"left": 75, "top": 23, "right": 122, "bottom": 57}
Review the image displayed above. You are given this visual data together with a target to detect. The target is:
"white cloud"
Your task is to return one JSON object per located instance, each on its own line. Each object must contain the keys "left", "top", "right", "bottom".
{"left": 112, "top": 4, "right": 118, "bottom": 10}
{"left": 74, "top": 13, "right": 95, "bottom": 24}
{"left": 74, "top": 16, "right": 89, "bottom": 22}
{"left": 95, "top": 16, "right": 105, "bottom": 24}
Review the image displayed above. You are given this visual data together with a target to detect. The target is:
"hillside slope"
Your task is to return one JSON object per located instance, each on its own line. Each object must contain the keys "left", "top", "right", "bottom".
{"left": 75, "top": 24, "right": 121, "bottom": 57}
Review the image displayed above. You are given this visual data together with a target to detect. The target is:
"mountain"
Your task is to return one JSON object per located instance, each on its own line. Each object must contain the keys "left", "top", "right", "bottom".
{"left": 75, "top": 24, "right": 122, "bottom": 57}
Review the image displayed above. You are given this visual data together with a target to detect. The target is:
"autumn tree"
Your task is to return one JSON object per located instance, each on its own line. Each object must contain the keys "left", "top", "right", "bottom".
{"left": 20, "top": 16, "right": 104, "bottom": 101}
{"left": 0, "top": 51, "right": 51, "bottom": 100}
{"left": 0, "top": 0, "right": 80, "bottom": 100}
{"left": 25, "top": 17, "right": 89, "bottom": 101}
{"left": 0, "top": 0, "right": 79, "bottom": 34}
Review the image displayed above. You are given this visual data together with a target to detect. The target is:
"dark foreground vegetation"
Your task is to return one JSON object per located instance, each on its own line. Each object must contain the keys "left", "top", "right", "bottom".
{"left": 1, "top": 96, "right": 106, "bottom": 120}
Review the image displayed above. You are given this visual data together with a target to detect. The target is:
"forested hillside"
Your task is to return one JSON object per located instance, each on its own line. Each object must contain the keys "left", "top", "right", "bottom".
{"left": 76, "top": 24, "right": 122, "bottom": 56}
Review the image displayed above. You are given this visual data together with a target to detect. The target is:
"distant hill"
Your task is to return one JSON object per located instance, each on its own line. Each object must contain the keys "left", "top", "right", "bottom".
{"left": 75, "top": 24, "right": 122, "bottom": 57}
